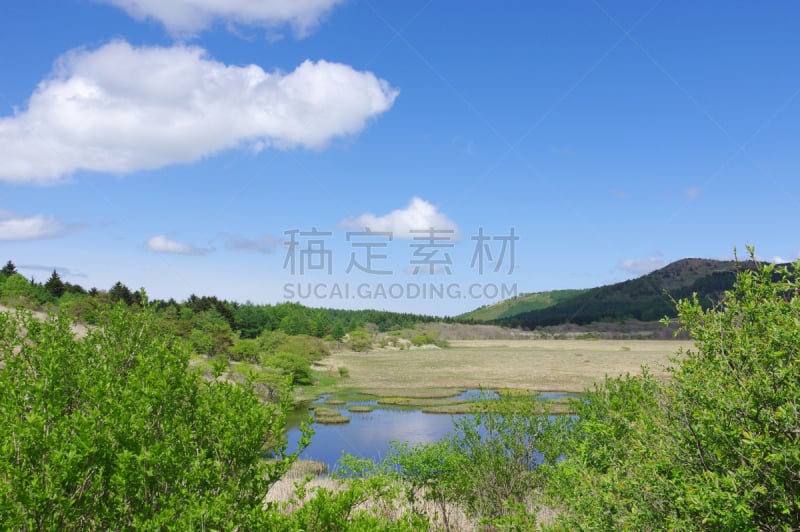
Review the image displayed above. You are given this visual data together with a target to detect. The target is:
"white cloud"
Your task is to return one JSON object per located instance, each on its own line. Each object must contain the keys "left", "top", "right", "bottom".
{"left": 221, "top": 232, "right": 278, "bottom": 254}
{"left": 0, "top": 212, "right": 69, "bottom": 240}
{"left": 98, "top": 0, "right": 346, "bottom": 36}
{"left": 770, "top": 254, "right": 799, "bottom": 264}
{"left": 340, "top": 197, "right": 460, "bottom": 239}
{"left": 147, "top": 235, "right": 208, "bottom": 255}
{"left": 0, "top": 40, "right": 398, "bottom": 185}
{"left": 619, "top": 253, "right": 667, "bottom": 275}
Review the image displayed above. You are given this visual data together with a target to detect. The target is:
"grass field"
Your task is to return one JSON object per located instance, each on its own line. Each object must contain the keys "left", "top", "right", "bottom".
{"left": 322, "top": 339, "right": 690, "bottom": 393}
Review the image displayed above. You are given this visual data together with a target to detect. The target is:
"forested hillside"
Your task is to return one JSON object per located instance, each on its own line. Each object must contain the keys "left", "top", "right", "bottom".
{"left": 494, "top": 258, "right": 756, "bottom": 328}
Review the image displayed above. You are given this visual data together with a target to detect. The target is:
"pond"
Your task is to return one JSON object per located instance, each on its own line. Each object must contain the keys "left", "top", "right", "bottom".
{"left": 284, "top": 390, "right": 578, "bottom": 472}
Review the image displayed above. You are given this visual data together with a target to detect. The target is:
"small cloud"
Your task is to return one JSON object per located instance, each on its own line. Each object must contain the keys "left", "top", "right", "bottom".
{"left": 619, "top": 253, "right": 667, "bottom": 275}
{"left": 340, "top": 197, "right": 460, "bottom": 240}
{"left": 684, "top": 187, "right": 700, "bottom": 201}
{"left": 221, "top": 232, "right": 278, "bottom": 254}
{"left": 770, "top": 254, "right": 799, "bottom": 264}
{"left": 147, "top": 235, "right": 209, "bottom": 255}
{"left": 17, "top": 264, "right": 87, "bottom": 278}
{"left": 0, "top": 211, "right": 73, "bottom": 240}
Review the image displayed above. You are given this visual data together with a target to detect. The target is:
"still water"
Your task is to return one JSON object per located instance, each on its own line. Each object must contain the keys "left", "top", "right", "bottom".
{"left": 285, "top": 390, "right": 577, "bottom": 472}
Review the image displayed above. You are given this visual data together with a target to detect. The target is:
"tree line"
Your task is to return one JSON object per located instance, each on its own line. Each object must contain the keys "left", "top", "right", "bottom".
{"left": 0, "top": 259, "right": 442, "bottom": 342}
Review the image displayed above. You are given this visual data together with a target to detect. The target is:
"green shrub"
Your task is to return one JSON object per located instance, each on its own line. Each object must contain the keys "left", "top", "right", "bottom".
{"left": 258, "top": 330, "right": 330, "bottom": 362}
{"left": 547, "top": 251, "right": 800, "bottom": 530}
{"left": 346, "top": 329, "right": 373, "bottom": 352}
{"left": 229, "top": 337, "right": 262, "bottom": 362}
{"left": 266, "top": 352, "right": 314, "bottom": 385}
{"left": 0, "top": 304, "right": 308, "bottom": 529}
{"left": 410, "top": 334, "right": 433, "bottom": 346}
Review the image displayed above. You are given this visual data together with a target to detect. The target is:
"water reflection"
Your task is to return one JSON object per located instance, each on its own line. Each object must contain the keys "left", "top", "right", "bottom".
{"left": 287, "top": 408, "right": 465, "bottom": 470}
{"left": 285, "top": 389, "right": 579, "bottom": 471}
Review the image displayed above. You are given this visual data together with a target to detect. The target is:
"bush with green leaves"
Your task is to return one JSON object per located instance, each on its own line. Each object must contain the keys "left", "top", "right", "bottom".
{"left": 410, "top": 334, "right": 434, "bottom": 347}
{"left": 546, "top": 252, "right": 800, "bottom": 530}
{"left": 346, "top": 328, "right": 373, "bottom": 352}
{"left": 267, "top": 351, "right": 314, "bottom": 386}
{"left": 258, "top": 329, "right": 330, "bottom": 362}
{"left": 229, "top": 337, "right": 262, "bottom": 362}
{"left": 0, "top": 303, "right": 309, "bottom": 530}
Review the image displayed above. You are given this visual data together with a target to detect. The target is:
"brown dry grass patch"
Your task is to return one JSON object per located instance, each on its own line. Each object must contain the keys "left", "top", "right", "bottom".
{"left": 324, "top": 339, "right": 688, "bottom": 393}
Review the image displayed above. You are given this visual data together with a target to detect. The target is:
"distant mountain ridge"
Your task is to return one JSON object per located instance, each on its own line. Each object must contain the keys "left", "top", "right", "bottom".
{"left": 461, "top": 258, "right": 759, "bottom": 329}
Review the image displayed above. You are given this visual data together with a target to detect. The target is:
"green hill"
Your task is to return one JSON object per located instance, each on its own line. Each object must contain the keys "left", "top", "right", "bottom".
{"left": 458, "top": 289, "right": 587, "bottom": 321}
{"left": 467, "top": 258, "right": 761, "bottom": 329}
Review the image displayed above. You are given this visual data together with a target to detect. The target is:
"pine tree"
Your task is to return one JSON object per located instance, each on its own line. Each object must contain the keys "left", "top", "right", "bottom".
{"left": 44, "top": 270, "right": 66, "bottom": 298}
{"left": 1, "top": 260, "right": 17, "bottom": 276}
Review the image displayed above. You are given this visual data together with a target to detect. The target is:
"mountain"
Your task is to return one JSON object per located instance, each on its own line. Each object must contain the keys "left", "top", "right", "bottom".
{"left": 471, "top": 258, "right": 757, "bottom": 329}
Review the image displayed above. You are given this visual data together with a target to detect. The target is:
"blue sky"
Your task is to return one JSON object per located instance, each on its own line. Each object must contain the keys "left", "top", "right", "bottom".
{"left": 1, "top": 1, "right": 799, "bottom": 315}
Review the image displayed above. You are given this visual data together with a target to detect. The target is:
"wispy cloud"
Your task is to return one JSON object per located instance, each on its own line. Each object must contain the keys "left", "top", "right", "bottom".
{"left": 147, "top": 235, "right": 209, "bottom": 255}
{"left": 340, "top": 197, "right": 460, "bottom": 239}
{"left": 0, "top": 41, "right": 398, "bottom": 184}
{"left": 98, "top": 0, "right": 346, "bottom": 37}
{"left": 684, "top": 187, "right": 700, "bottom": 200}
{"left": 220, "top": 232, "right": 279, "bottom": 254}
{"left": 17, "top": 264, "right": 87, "bottom": 278}
{"left": 619, "top": 253, "right": 667, "bottom": 275}
{"left": 0, "top": 211, "right": 74, "bottom": 240}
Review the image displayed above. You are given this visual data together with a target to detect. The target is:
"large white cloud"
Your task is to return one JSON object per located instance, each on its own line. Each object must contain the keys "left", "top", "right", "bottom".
{"left": 0, "top": 41, "right": 398, "bottom": 185}
{"left": 98, "top": 0, "right": 345, "bottom": 36}
{"left": 147, "top": 235, "right": 208, "bottom": 255}
{"left": 340, "top": 197, "right": 460, "bottom": 239}
{"left": 0, "top": 211, "right": 70, "bottom": 240}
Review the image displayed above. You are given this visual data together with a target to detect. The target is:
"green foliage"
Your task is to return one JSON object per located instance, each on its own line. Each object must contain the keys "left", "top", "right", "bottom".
{"left": 263, "top": 472, "right": 429, "bottom": 531}
{"left": 233, "top": 303, "right": 274, "bottom": 338}
{"left": 0, "top": 304, "right": 307, "bottom": 529}
{"left": 542, "top": 373, "right": 671, "bottom": 530}
{"left": 546, "top": 252, "right": 800, "bottom": 530}
{"left": 1, "top": 260, "right": 16, "bottom": 276}
{"left": 44, "top": 269, "right": 66, "bottom": 298}
{"left": 346, "top": 393, "right": 558, "bottom": 530}
{"left": 347, "top": 328, "right": 373, "bottom": 352}
{"left": 258, "top": 330, "right": 330, "bottom": 365}
{"left": 331, "top": 320, "right": 346, "bottom": 341}
{"left": 108, "top": 281, "right": 135, "bottom": 306}
{"left": 662, "top": 255, "right": 800, "bottom": 529}
{"left": 229, "top": 337, "right": 261, "bottom": 362}
{"left": 2, "top": 273, "right": 32, "bottom": 301}
{"left": 410, "top": 334, "right": 434, "bottom": 346}
{"left": 267, "top": 352, "right": 314, "bottom": 385}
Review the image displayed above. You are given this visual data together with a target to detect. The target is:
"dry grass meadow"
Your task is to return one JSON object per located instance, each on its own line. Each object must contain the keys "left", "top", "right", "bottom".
{"left": 323, "top": 339, "right": 691, "bottom": 393}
